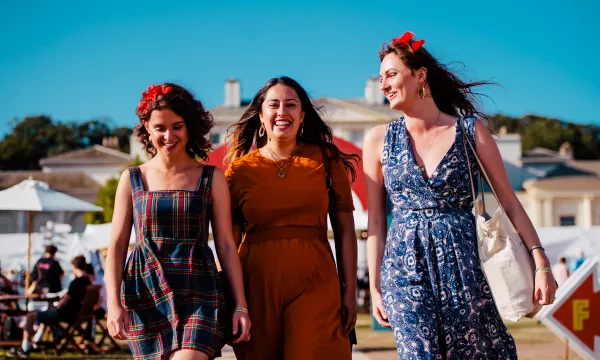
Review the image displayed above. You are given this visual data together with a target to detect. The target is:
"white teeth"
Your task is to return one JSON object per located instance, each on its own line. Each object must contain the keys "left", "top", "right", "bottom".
{"left": 275, "top": 120, "right": 291, "bottom": 126}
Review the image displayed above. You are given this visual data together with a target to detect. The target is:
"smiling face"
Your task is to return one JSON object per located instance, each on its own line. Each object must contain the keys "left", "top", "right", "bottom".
{"left": 144, "top": 108, "right": 189, "bottom": 158}
{"left": 259, "top": 84, "right": 305, "bottom": 142}
{"left": 379, "top": 52, "right": 426, "bottom": 111}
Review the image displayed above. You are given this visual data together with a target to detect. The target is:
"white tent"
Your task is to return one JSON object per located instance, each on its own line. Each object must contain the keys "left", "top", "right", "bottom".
{"left": 0, "top": 179, "right": 102, "bottom": 295}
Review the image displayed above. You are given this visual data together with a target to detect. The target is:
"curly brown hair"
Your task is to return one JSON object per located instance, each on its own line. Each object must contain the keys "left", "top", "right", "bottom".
{"left": 134, "top": 83, "right": 214, "bottom": 161}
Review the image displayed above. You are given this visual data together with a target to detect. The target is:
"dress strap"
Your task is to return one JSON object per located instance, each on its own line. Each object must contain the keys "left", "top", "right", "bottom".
{"left": 128, "top": 167, "right": 145, "bottom": 193}
{"left": 196, "top": 165, "right": 215, "bottom": 191}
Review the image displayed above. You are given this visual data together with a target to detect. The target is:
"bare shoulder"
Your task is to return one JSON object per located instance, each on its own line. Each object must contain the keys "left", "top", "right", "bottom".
{"left": 118, "top": 169, "right": 132, "bottom": 187}
{"left": 474, "top": 117, "right": 495, "bottom": 145}
{"left": 363, "top": 124, "right": 388, "bottom": 161}
{"left": 115, "top": 169, "right": 133, "bottom": 198}
{"left": 364, "top": 124, "right": 388, "bottom": 145}
{"left": 211, "top": 166, "right": 226, "bottom": 183}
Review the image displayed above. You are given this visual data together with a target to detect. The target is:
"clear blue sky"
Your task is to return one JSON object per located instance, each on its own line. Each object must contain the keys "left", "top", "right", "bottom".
{"left": 1, "top": 0, "right": 598, "bottom": 137}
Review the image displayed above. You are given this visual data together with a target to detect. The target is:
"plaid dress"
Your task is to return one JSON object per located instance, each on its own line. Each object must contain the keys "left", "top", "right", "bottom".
{"left": 122, "top": 166, "right": 227, "bottom": 360}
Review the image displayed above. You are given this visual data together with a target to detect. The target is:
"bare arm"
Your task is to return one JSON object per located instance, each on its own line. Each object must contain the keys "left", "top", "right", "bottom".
{"left": 330, "top": 210, "right": 357, "bottom": 332}
{"left": 474, "top": 120, "right": 549, "bottom": 264}
{"left": 211, "top": 169, "right": 247, "bottom": 309}
{"left": 105, "top": 170, "right": 133, "bottom": 311}
{"left": 363, "top": 125, "right": 391, "bottom": 326}
{"left": 364, "top": 125, "right": 387, "bottom": 293}
{"left": 474, "top": 120, "right": 557, "bottom": 304}
{"left": 331, "top": 211, "right": 357, "bottom": 295}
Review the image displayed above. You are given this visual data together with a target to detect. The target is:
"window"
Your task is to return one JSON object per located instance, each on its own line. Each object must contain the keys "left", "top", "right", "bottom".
{"left": 559, "top": 216, "right": 576, "bottom": 226}
{"left": 349, "top": 130, "right": 364, "bottom": 144}
{"left": 211, "top": 133, "right": 221, "bottom": 145}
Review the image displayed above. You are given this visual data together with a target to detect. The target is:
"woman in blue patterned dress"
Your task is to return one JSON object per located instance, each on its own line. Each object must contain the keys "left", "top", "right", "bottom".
{"left": 363, "top": 32, "right": 558, "bottom": 359}
{"left": 105, "top": 83, "right": 251, "bottom": 360}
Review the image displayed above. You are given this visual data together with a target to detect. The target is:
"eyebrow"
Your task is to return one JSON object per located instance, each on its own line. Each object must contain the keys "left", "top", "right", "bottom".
{"left": 266, "top": 98, "right": 299, "bottom": 102}
{"left": 380, "top": 68, "right": 400, "bottom": 78}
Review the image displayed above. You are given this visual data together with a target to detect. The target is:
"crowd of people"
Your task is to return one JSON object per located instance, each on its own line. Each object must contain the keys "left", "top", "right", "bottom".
{"left": 1, "top": 246, "right": 107, "bottom": 358}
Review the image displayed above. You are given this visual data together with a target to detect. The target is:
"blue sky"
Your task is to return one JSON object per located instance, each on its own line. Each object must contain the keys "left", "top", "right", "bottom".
{"left": 0, "top": 0, "right": 598, "bottom": 137}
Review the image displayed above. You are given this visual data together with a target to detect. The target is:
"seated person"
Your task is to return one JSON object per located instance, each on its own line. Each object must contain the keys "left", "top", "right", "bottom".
{"left": 80, "top": 263, "right": 106, "bottom": 354}
{"left": 9, "top": 256, "right": 91, "bottom": 358}
{"left": 30, "top": 245, "right": 64, "bottom": 295}
{"left": 0, "top": 261, "right": 17, "bottom": 295}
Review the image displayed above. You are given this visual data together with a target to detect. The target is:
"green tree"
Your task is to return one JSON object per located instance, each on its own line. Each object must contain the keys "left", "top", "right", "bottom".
{"left": 85, "top": 156, "right": 144, "bottom": 224}
{"left": 0, "top": 116, "right": 58, "bottom": 170}
{"left": 0, "top": 116, "right": 133, "bottom": 170}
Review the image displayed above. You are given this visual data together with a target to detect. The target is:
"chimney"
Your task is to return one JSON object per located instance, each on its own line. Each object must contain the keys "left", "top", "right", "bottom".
{"left": 364, "top": 77, "right": 384, "bottom": 105}
{"left": 559, "top": 142, "right": 573, "bottom": 159}
{"left": 224, "top": 79, "right": 241, "bottom": 108}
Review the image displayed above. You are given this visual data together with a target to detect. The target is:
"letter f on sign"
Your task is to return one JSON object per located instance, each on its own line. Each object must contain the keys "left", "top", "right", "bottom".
{"left": 573, "top": 299, "right": 589, "bottom": 331}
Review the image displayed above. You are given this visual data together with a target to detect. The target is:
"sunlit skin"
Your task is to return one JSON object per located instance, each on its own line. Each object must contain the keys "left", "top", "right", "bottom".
{"left": 364, "top": 52, "right": 557, "bottom": 329}
{"left": 105, "top": 103, "right": 251, "bottom": 360}
{"left": 145, "top": 109, "right": 189, "bottom": 159}
{"left": 258, "top": 84, "right": 304, "bottom": 158}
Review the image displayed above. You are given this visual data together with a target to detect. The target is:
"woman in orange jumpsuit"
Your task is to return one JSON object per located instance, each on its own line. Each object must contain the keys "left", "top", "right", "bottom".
{"left": 225, "top": 76, "right": 358, "bottom": 360}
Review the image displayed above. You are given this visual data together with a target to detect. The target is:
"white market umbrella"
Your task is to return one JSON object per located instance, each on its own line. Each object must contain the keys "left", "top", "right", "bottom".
{"left": 0, "top": 179, "right": 102, "bottom": 299}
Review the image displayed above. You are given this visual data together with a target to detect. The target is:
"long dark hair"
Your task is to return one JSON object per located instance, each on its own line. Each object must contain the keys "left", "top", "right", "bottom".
{"left": 380, "top": 36, "right": 494, "bottom": 120}
{"left": 134, "top": 83, "right": 214, "bottom": 161}
{"left": 225, "top": 76, "right": 359, "bottom": 181}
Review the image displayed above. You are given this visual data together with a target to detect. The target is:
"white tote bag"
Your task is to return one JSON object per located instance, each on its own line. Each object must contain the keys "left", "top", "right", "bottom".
{"left": 460, "top": 118, "right": 542, "bottom": 322}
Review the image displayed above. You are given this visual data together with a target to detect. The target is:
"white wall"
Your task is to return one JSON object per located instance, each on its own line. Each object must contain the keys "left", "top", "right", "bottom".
{"left": 495, "top": 134, "right": 522, "bottom": 166}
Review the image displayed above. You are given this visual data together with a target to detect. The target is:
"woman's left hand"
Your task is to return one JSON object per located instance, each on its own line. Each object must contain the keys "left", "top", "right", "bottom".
{"left": 232, "top": 310, "right": 251, "bottom": 343}
{"left": 535, "top": 271, "right": 559, "bottom": 306}
{"left": 341, "top": 290, "right": 357, "bottom": 333}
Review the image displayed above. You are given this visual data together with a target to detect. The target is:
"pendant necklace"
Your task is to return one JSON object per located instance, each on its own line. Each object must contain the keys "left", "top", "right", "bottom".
{"left": 265, "top": 143, "right": 299, "bottom": 178}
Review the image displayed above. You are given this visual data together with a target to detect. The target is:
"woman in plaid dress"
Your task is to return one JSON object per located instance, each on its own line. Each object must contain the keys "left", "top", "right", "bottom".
{"left": 105, "top": 83, "right": 251, "bottom": 360}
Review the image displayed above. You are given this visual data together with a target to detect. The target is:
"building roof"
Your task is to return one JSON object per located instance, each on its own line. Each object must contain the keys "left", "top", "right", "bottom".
{"left": 40, "top": 145, "right": 132, "bottom": 166}
{"left": 0, "top": 171, "right": 101, "bottom": 202}
{"left": 570, "top": 160, "right": 600, "bottom": 176}
{"left": 543, "top": 164, "right": 597, "bottom": 178}
{"left": 0, "top": 171, "right": 101, "bottom": 190}
{"left": 524, "top": 175, "right": 600, "bottom": 192}
{"left": 521, "top": 147, "right": 570, "bottom": 164}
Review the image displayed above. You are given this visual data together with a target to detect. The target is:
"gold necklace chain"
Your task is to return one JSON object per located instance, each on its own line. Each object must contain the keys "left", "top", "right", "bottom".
{"left": 265, "top": 143, "right": 299, "bottom": 178}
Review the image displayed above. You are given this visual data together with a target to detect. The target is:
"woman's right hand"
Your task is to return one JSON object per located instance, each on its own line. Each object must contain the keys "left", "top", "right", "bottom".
{"left": 371, "top": 289, "right": 391, "bottom": 328}
{"left": 107, "top": 304, "right": 128, "bottom": 340}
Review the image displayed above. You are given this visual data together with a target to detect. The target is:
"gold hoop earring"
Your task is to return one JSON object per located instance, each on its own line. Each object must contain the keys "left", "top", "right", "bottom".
{"left": 419, "top": 86, "right": 426, "bottom": 99}
{"left": 258, "top": 123, "right": 265, "bottom": 137}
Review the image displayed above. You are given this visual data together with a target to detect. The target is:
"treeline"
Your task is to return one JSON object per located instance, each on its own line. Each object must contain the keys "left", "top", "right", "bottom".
{"left": 489, "top": 114, "right": 600, "bottom": 160}
{"left": 0, "top": 116, "right": 132, "bottom": 170}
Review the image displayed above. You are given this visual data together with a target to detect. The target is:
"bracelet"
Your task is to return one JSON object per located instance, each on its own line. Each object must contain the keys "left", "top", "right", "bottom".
{"left": 529, "top": 246, "right": 545, "bottom": 254}
{"left": 234, "top": 307, "right": 249, "bottom": 314}
{"left": 535, "top": 267, "right": 552, "bottom": 274}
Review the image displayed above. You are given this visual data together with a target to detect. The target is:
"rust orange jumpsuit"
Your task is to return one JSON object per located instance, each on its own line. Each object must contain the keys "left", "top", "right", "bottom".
{"left": 225, "top": 144, "right": 353, "bottom": 360}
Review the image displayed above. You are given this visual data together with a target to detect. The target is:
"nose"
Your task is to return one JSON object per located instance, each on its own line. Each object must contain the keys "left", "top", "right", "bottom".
{"left": 277, "top": 104, "right": 287, "bottom": 118}
{"left": 380, "top": 79, "right": 390, "bottom": 93}
{"left": 164, "top": 130, "right": 176, "bottom": 141}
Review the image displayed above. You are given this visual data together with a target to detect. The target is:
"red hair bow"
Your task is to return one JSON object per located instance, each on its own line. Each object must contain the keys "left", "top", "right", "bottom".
{"left": 391, "top": 31, "right": 425, "bottom": 52}
{"left": 137, "top": 83, "right": 173, "bottom": 114}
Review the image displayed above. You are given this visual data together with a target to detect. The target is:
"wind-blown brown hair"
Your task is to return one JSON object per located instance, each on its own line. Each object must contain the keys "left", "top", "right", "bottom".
{"left": 380, "top": 36, "right": 494, "bottom": 120}
{"left": 134, "top": 83, "right": 214, "bottom": 161}
{"left": 225, "top": 76, "right": 359, "bottom": 181}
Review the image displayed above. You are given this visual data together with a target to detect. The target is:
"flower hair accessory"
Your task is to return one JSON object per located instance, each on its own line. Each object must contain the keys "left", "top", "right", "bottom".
{"left": 137, "top": 83, "right": 173, "bottom": 115}
{"left": 391, "top": 31, "right": 425, "bottom": 52}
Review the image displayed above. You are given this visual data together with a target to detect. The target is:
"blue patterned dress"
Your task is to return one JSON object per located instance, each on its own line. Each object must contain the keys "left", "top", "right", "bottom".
{"left": 381, "top": 116, "right": 518, "bottom": 360}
